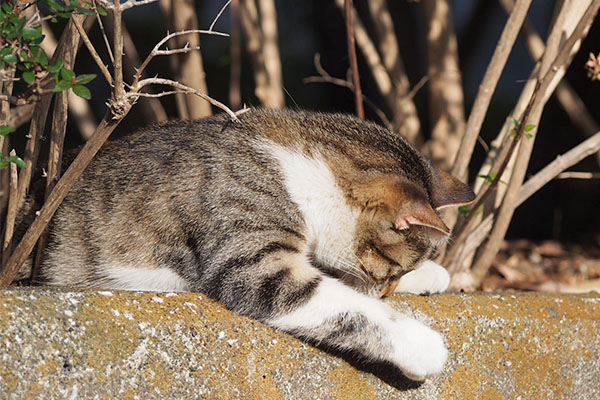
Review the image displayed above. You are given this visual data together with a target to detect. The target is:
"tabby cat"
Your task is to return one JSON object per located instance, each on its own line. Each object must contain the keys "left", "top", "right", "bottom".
{"left": 23, "top": 109, "right": 474, "bottom": 381}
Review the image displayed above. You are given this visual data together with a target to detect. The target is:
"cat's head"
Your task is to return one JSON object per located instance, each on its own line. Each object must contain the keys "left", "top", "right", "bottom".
{"left": 350, "top": 166, "right": 474, "bottom": 296}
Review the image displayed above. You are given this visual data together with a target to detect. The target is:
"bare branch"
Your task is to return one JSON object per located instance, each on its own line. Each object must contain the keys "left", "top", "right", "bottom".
{"left": 72, "top": 16, "right": 113, "bottom": 86}
{"left": 452, "top": 0, "right": 533, "bottom": 181}
{"left": 133, "top": 29, "right": 228, "bottom": 93}
{"left": 517, "top": 131, "right": 600, "bottom": 204}
{"left": 335, "top": 0, "right": 421, "bottom": 142}
{"left": 258, "top": 0, "right": 284, "bottom": 108}
{"left": 0, "top": 111, "right": 123, "bottom": 286}
{"left": 132, "top": 77, "right": 238, "bottom": 120}
{"left": 557, "top": 171, "right": 600, "bottom": 179}
{"left": 463, "top": 0, "right": 600, "bottom": 287}
{"left": 96, "top": 0, "right": 158, "bottom": 11}
{"left": 209, "top": 0, "right": 232, "bottom": 32}
{"left": 229, "top": 0, "right": 242, "bottom": 109}
{"left": 0, "top": 94, "right": 30, "bottom": 106}
{"left": 344, "top": 0, "right": 364, "bottom": 119}
{"left": 1, "top": 151, "right": 18, "bottom": 266}
{"left": 94, "top": 0, "right": 115, "bottom": 65}
{"left": 422, "top": 0, "right": 466, "bottom": 170}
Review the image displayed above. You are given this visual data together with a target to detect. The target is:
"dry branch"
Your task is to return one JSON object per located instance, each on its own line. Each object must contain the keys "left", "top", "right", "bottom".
{"left": 517, "top": 131, "right": 600, "bottom": 206}
{"left": 452, "top": 0, "right": 532, "bottom": 181}
{"left": 239, "top": 0, "right": 284, "bottom": 108}
{"left": 344, "top": 0, "right": 364, "bottom": 119}
{"left": 448, "top": 0, "right": 600, "bottom": 289}
{"left": 422, "top": 0, "right": 466, "bottom": 170}
{"left": 1, "top": 151, "right": 18, "bottom": 266}
{"left": 258, "top": 0, "right": 284, "bottom": 108}
{"left": 159, "top": 0, "right": 212, "bottom": 118}
{"left": 229, "top": 0, "right": 242, "bottom": 109}
{"left": 336, "top": 0, "right": 422, "bottom": 142}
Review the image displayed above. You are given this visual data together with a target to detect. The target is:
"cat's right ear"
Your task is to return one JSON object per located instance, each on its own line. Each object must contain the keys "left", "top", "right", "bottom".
{"left": 430, "top": 168, "right": 475, "bottom": 210}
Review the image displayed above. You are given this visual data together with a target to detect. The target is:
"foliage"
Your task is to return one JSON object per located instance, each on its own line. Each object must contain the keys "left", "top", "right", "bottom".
{"left": 0, "top": 0, "right": 98, "bottom": 170}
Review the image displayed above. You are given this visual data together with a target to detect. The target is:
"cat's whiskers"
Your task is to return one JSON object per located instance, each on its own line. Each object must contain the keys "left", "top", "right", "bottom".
{"left": 315, "top": 246, "right": 370, "bottom": 284}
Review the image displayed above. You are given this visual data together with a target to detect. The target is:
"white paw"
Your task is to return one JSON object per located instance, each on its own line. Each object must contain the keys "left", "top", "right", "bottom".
{"left": 395, "top": 260, "right": 450, "bottom": 295}
{"left": 389, "top": 317, "right": 448, "bottom": 381}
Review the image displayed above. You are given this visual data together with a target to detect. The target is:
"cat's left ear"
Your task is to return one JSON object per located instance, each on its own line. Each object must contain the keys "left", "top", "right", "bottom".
{"left": 430, "top": 168, "right": 475, "bottom": 209}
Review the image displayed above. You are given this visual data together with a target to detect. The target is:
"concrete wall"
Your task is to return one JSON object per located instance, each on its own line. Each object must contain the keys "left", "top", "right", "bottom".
{"left": 0, "top": 287, "right": 598, "bottom": 399}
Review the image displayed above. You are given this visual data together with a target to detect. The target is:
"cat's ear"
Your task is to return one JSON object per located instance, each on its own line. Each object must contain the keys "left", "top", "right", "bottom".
{"left": 430, "top": 168, "right": 475, "bottom": 210}
{"left": 395, "top": 201, "right": 450, "bottom": 235}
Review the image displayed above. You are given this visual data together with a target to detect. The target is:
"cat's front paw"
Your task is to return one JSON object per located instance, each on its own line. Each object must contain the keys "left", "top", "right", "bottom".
{"left": 395, "top": 260, "right": 450, "bottom": 295}
{"left": 390, "top": 317, "right": 448, "bottom": 381}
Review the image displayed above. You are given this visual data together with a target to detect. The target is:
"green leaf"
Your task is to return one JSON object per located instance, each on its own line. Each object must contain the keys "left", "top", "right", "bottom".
{"left": 46, "top": 0, "right": 65, "bottom": 11}
{"left": 524, "top": 124, "right": 535, "bottom": 132}
{"left": 0, "top": 47, "right": 13, "bottom": 57}
{"left": 58, "top": 12, "right": 72, "bottom": 19}
{"left": 21, "top": 26, "right": 43, "bottom": 41}
{"left": 511, "top": 117, "right": 520, "bottom": 128}
{"left": 0, "top": 125, "right": 11, "bottom": 136}
{"left": 97, "top": 7, "right": 107, "bottom": 16}
{"left": 15, "top": 16, "right": 25, "bottom": 33}
{"left": 1, "top": 3, "right": 12, "bottom": 14}
{"left": 75, "top": 73, "right": 96, "bottom": 85}
{"left": 72, "top": 84, "right": 91, "bottom": 100}
{"left": 60, "top": 67, "right": 76, "bottom": 82}
{"left": 2, "top": 53, "right": 17, "bottom": 63}
{"left": 6, "top": 155, "right": 27, "bottom": 169}
{"left": 22, "top": 70, "right": 35, "bottom": 83}
{"left": 51, "top": 17, "right": 58, "bottom": 23}
{"left": 525, "top": 133, "right": 533, "bottom": 139}
{"left": 38, "top": 48, "right": 49, "bottom": 66}
{"left": 47, "top": 58, "right": 63, "bottom": 73}
{"left": 458, "top": 205, "right": 483, "bottom": 216}
{"left": 458, "top": 205, "right": 471, "bottom": 215}
{"left": 78, "top": 7, "right": 96, "bottom": 15}
{"left": 53, "top": 80, "right": 71, "bottom": 92}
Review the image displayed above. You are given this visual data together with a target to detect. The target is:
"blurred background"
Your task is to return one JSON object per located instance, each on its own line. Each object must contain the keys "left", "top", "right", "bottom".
{"left": 5, "top": 0, "right": 600, "bottom": 290}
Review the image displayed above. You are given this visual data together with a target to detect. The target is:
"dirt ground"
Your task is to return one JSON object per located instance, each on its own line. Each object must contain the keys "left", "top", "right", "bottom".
{"left": 481, "top": 238, "right": 600, "bottom": 293}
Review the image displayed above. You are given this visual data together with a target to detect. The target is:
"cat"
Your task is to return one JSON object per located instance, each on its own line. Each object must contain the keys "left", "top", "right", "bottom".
{"left": 20, "top": 109, "right": 474, "bottom": 381}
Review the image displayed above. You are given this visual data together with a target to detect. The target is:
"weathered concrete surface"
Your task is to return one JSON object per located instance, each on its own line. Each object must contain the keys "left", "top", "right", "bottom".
{"left": 0, "top": 287, "right": 598, "bottom": 400}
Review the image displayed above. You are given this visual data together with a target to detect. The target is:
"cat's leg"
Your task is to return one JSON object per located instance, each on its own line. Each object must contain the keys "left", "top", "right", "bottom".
{"left": 201, "top": 239, "right": 446, "bottom": 380}
{"left": 394, "top": 259, "right": 450, "bottom": 295}
{"left": 268, "top": 274, "right": 447, "bottom": 381}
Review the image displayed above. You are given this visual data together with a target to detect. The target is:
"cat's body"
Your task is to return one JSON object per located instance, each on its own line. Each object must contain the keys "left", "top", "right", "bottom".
{"left": 22, "top": 109, "right": 473, "bottom": 381}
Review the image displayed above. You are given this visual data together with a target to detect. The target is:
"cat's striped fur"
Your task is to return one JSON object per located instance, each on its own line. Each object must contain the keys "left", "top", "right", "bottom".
{"left": 23, "top": 109, "right": 474, "bottom": 381}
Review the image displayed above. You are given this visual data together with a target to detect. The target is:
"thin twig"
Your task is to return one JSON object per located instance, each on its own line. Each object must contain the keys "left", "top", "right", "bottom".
{"left": 557, "top": 171, "right": 600, "bottom": 179}
{"left": 132, "top": 77, "right": 238, "bottom": 120}
{"left": 304, "top": 54, "right": 392, "bottom": 129}
{"left": 133, "top": 29, "right": 228, "bottom": 88}
{"left": 112, "top": 0, "right": 125, "bottom": 102}
{"left": 72, "top": 16, "right": 113, "bottom": 86}
{"left": 517, "top": 131, "right": 600, "bottom": 203}
{"left": 209, "top": 0, "right": 232, "bottom": 32}
{"left": 229, "top": 0, "right": 241, "bottom": 109}
{"left": 1, "top": 150, "right": 18, "bottom": 266}
{"left": 345, "top": 0, "right": 364, "bottom": 119}
{"left": 95, "top": 0, "right": 158, "bottom": 10}
{"left": 94, "top": 0, "right": 115, "bottom": 65}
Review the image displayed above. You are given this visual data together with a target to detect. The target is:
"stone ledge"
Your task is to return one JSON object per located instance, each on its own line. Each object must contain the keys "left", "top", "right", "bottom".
{"left": 0, "top": 287, "right": 598, "bottom": 399}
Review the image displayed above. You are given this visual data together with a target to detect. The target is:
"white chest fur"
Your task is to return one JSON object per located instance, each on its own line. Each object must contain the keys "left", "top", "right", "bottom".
{"left": 259, "top": 141, "right": 360, "bottom": 268}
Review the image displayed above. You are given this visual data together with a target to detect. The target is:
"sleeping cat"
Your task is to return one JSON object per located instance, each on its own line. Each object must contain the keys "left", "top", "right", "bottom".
{"left": 22, "top": 109, "right": 474, "bottom": 381}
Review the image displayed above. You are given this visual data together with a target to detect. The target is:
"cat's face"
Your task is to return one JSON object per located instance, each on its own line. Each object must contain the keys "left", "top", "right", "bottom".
{"left": 349, "top": 170, "right": 473, "bottom": 296}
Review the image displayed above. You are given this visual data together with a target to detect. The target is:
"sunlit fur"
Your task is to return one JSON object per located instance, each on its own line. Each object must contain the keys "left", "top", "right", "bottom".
{"left": 18, "top": 109, "right": 474, "bottom": 381}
